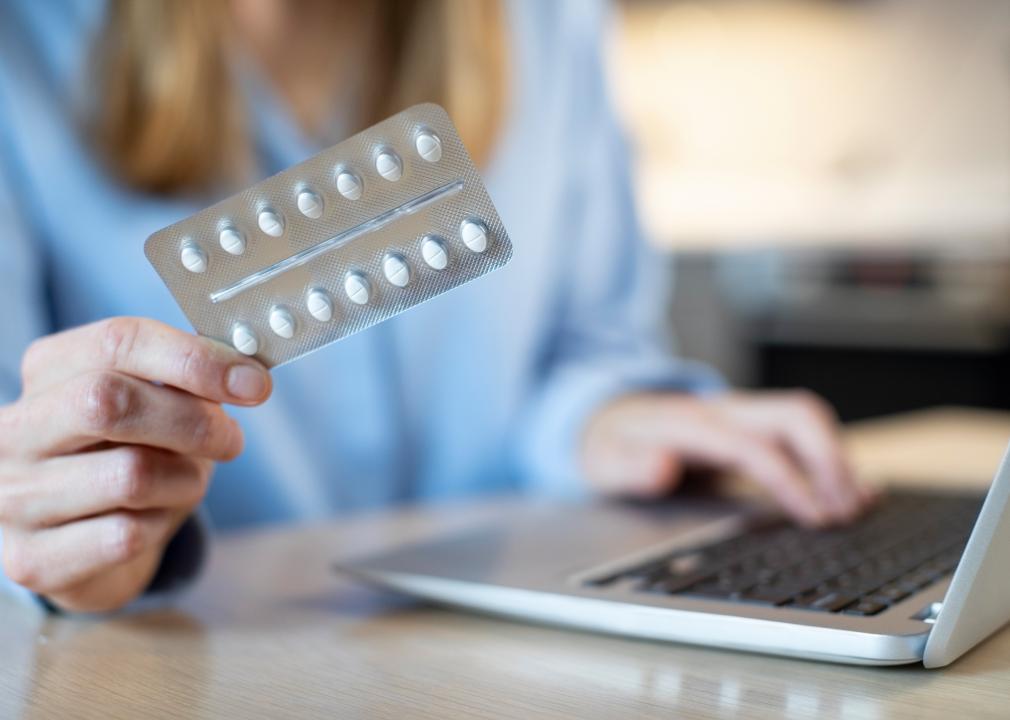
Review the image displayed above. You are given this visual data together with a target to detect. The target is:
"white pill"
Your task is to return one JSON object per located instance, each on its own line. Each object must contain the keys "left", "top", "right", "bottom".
{"left": 375, "top": 150, "right": 402, "bottom": 181}
{"left": 415, "top": 132, "right": 442, "bottom": 162}
{"left": 383, "top": 253, "right": 410, "bottom": 287}
{"left": 258, "top": 209, "right": 284, "bottom": 237}
{"left": 344, "top": 272, "right": 370, "bottom": 305}
{"left": 336, "top": 171, "right": 362, "bottom": 200}
{"left": 269, "top": 307, "right": 296, "bottom": 339}
{"left": 232, "top": 324, "right": 259, "bottom": 356}
{"left": 180, "top": 243, "right": 207, "bottom": 273}
{"left": 421, "top": 236, "right": 448, "bottom": 270}
{"left": 297, "top": 190, "right": 323, "bottom": 219}
{"left": 306, "top": 289, "right": 333, "bottom": 322}
{"left": 460, "top": 220, "right": 489, "bottom": 253}
{"left": 219, "top": 227, "right": 246, "bottom": 255}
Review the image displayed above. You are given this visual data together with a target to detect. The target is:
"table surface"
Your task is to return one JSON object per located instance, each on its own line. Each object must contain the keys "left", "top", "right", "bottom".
{"left": 3, "top": 407, "right": 1010, "bottom": 720}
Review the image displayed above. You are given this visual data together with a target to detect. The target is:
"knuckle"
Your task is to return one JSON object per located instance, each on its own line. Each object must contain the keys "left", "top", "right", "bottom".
{"left": 180, "top": 459, "right": 212, "bottom": 508}
{"left": 189, "top": 406, "right": 215, "bottom": 449}
{"left": 19, "top": 337, "right": 49, "bottom": 386}
{"left": 175, "top": 341, "right": 216, "bottom": 393}
{"left": 738, "top": 437, "right": 780, "bottom": 473}
{"left": 106, "top": 515, "right": 146, "bottom": 564}
{"left": 79, "top": 372, "right": 134, "bottom": 435}
{"left": 0, "top": 485, "right": 27, "bottom": 524}
{"left": 110, "top": 448, "right": 155, "bottom": 506}
{"left": 192, "top": 406, "right": 238, "bottom": 460}
{"left": 3, "top": 542, "right": 39, "bottom": 589}
{"left": 99, "top": 317, "right": 141, "bottom": 370}
{"left": 789, "top": 389, "right": 834, "bottom": 421}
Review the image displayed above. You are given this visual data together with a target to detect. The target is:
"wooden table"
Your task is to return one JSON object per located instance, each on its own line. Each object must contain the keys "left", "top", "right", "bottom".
{"left": 3, "top": 407, "right": 1009, "bottom": 720}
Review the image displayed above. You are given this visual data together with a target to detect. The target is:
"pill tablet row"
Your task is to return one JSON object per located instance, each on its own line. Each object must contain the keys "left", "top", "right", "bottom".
{"left": 144, "top": 103, "right": 512, "bottom": 367}
{"left": 226, "top": 221, "right": 491, "bottom": 355}
{"left": 179, "top": 136, "right": 450, "bottom": 273}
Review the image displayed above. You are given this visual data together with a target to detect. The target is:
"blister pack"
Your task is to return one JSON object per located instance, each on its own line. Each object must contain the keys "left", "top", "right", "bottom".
{"left": 145, "top": 103, "right": 512, "bottom": 367}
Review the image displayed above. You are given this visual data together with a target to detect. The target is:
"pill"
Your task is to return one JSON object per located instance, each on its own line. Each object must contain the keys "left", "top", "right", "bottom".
{"left": 460, "top": 220, "right": 488, "bottom": 253}
{"left": 383, "top": 253, "right": 410, "bottom": 287}
{"left": 415, "top": 132, "right": 442, "bottom": 162}
{"left": 306, "top": 289, "right": 333, "bottom": 322}
{"left": 180, "top": 242, "right": 207, "bottom": 273}
{"left": 258, "top": 209, "right": 284, "bottom": 237}
{"left": 232, "top": 323, "right": 259, "bottom": 356}
{"left": 344, "top": 272, "right": 370, "bottom": 305}
{"left": 297, "top": 190, "right": 323, "bottom": 219}
{"left": 375, "top": 150, "right": 402, "bottom": 181}
{"left": 269, "top": 306, "right": 296, "bottom": 339}
{"left": 421, "top": 236, "right": 448, "bottom": 270}
{"left": 219, "top": 227, "right": 246, "bottom": 255}
{"left": 336, "top": 171, "right": 362, "bottom": 200}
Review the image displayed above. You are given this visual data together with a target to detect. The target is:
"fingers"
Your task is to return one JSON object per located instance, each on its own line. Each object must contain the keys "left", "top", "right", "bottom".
{"left": 606, "top": 396, "right": 826, "bottom": 526}
{"left": 763, "top": 395, "right": 862, "bottom": 521}
{"left": 20, "top": 317, "right": 271, "bottom": 405}
{"left": 0, "top": 447, "right": 210, "bottom": 529}
{"left": 722, "top": 433, "right": 827, "bottom": 527}
{"left": 1, "top": 510, "right": 177, "bottom": 597}
{"left": 587, "top": 391, "right": 870, "bottom": 526}
{"left": 7, "top": 370, "right": 243, "bottom": 460}
{"left": 715, "top": 391, "right": 868, "bottom": 523}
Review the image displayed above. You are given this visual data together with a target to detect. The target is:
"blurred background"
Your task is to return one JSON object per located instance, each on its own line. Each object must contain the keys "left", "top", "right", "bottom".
{"left": 611, "top": 0, "right": 1010, "bottom": 421}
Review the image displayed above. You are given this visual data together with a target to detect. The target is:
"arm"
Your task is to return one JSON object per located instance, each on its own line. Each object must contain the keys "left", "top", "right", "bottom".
{"left": 514, "top": 2, "right": 870, "bottom": 525}
{"left": 513, "top": 1, "right": 723, "bottom": 496}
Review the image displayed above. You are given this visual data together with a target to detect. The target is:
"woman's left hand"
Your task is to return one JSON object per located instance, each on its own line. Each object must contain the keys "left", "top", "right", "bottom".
{"left": 580, "top": 390, "right": 876, "bottom": 527}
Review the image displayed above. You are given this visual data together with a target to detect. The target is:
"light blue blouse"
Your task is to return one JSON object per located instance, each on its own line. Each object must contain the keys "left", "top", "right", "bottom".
{"left": 0, "top": 0, "right": 722, "bottom": 601}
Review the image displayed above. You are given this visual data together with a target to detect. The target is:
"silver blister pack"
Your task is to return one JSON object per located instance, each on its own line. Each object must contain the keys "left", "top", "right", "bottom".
{"left": 145, "top": 103, "right": 512, "bottom": 367}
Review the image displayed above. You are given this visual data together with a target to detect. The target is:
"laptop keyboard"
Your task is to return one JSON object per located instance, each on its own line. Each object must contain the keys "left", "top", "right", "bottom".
{"left": 587, "top": 490, "right": 983, "bottom": 616}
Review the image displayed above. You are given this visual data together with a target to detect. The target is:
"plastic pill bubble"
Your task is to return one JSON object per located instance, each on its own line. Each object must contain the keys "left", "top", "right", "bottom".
{"left": 375, "top": 150, "right": 402, "bottom": 181}
{"left": 344, "top": 272, "right": 371, "bottom": 305}
{"left": 336, "top": 171, "right": 362, "bottom": 200}
{"left": 296, "top": 190, "right": 323, "bottom": 219}
{"left": 306, "top": 289, "right": 333, "bottom": 322}
{"left": 232, "top": 323, "right": 259, "bottom": 356}
{"left": 219, "top": 227, "right": 246, "bottom": 255}
{"left": 460, "top": 220, "right": 488, "bottom": 253}
{"left": 421, "top": 236, "right": 448, "bottom": 270}
{"left": 180, "top": 242, "right": 207, "bottom": 273}
{"left": 383, "top": 253, "right": 410, "bottom": 287}
{"left": 415, "top": 132, "right": 442, "bottom": 162}
{"left": 269, "top": 306, "right": 296, "bottom": 339}
{"left": 258, "top": 209, "right": 284, "bottom": 237}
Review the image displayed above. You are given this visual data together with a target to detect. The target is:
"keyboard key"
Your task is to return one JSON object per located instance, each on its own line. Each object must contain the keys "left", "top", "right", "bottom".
{"left": 586, "top": 490, "right": 982, "bottom": 615}
{"left": 738, "top": 586, "right": 796, "bottom": 606}
{"left": 844, "top": 600, "right": 888, "bottom": 616}
{"left": 795, "top": 592, "right": 858, "bottom": 613}
{"left": 875, "top": 584, "right": 910, "bottom": 603}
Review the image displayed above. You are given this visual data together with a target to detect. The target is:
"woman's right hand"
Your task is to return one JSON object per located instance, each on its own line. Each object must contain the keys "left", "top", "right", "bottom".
{"left": 0, "top": 317, "right": 272, "bottom": 613}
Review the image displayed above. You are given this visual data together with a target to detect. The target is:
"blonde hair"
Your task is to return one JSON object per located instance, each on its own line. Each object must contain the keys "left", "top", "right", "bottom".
{"left": 91, "top": 1, "right": 508, "bottom": 195}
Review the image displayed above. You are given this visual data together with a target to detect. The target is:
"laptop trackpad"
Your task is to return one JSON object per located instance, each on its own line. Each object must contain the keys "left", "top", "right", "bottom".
{"left": 342, "top": 497, "right": 751, "bottom": 587}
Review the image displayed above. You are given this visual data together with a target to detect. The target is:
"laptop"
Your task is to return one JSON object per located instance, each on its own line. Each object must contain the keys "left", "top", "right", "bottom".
{"left": 338, "top": 441, "right": 1010, "bottom": 667}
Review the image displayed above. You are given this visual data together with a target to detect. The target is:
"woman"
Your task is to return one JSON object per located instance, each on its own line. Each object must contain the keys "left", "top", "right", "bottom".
{"left": 0, "top": 0, "right": 869, "bottom": 613}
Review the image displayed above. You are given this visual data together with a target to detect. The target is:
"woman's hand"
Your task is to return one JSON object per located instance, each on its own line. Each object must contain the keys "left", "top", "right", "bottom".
{"left": 0, "top": 318, "right": 272, "bottom": 612}
{"left": 581, "top": 390, "right": 874, "bottom": 527}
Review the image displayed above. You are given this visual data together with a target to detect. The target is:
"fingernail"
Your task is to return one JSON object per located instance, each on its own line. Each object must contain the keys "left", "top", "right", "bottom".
{"left": 227, "top": 364, "right": 268, "bottom": 401}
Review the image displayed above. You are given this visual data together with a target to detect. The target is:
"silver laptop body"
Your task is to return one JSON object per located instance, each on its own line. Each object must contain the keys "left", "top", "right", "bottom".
{"left": 339, "top": 442, "right": 1010, "bottom": 667}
